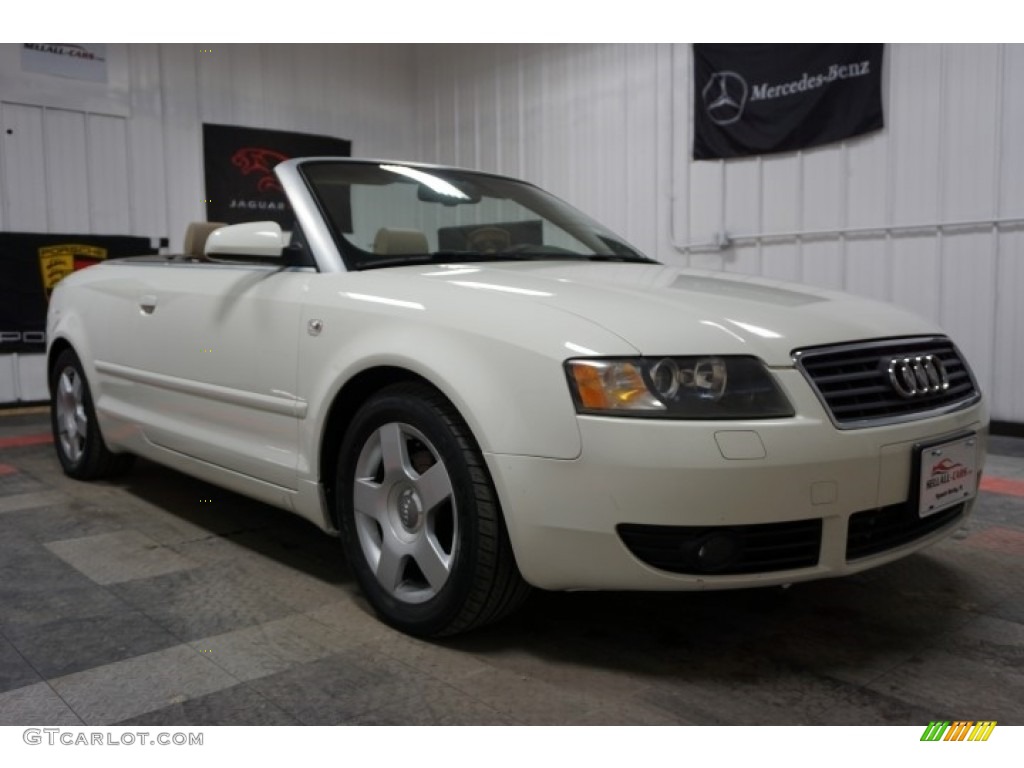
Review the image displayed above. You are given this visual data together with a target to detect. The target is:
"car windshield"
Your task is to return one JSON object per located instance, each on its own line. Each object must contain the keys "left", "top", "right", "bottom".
{"left": 300, "top": 161, "right": 655, "bottom": 270}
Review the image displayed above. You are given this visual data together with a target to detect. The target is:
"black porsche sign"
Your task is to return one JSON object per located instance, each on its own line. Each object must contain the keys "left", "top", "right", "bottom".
{"left": 203, "top": 124, "right": 351, "bottom": 227}
{"left": 0, "top": 232, "right": 155, "bottom": 353}
{"left": 693, "top": 44, "right": 884, "bottom": 160}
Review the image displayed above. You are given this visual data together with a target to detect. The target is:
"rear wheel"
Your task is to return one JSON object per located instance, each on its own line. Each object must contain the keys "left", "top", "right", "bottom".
{"left": 336, "top": 383, "right": 529, "bottom": 637}
{"left": 50, "top": 349, "right": 134, "bottom": 479}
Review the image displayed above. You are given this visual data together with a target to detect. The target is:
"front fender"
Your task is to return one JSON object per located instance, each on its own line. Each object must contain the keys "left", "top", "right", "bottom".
{"left": 297, "top": 299, "right": 638, "bottom": 477}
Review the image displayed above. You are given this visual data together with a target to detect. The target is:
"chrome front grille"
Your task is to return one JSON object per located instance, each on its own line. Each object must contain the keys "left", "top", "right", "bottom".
{"left": 793, "top": 336, "right": 980, "bottom": 429}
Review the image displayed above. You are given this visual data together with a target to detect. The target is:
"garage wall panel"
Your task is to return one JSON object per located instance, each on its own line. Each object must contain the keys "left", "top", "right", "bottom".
{"left": 888, "top": 45, "right": 942, "bottom": 225}
{"left": 160, "top": 44, "right": 205, "bottom": 251}
{"left": 126, "top": 45, "right": 168, "bottom": 241}
{"left": 496, "top": 46, "right": 522, "bottom": 179}
{"left": 993, "top": 231, "right": 1024, "bottom": 420}
{"left": 722, "top": 158, "right": 759, "bottom": 244}
{"left": 629, "top": 43, "right": 667, "bottom": 258}
{"left": 800, "top": 241, "right": 844, "bottom": 291}
{"left": 1, "top": 103, "right": 48, "bottom": 232}
{"left": 43, "top": 109, "right": 90, "bottom": 233}
{"left": 0, "top": 359, "right": 16, "bottom": 403}
{"left": 845, "top": 135, "right": 889, "bottom": 232}
{"left": 998, "top": 47, "right": 1024, "bottom": 219}
{"left": 940, "top": 232, "right": 997, "bottom": 397}
{"left": 475, "top": 49, "right": 500, "bottom": 176}
{"left": 993, "top": 45, "right": 1024, "bottom": 422}
{"left": 17, "top": 355, "right": 48, "bottom": 401}
{"left": 259, "top": 46, "right": 296, "bottom": 130}
{"left": 542, "top": 46, "right": 574, "bottom": 215}
{"left": 227, "top": 46, "right": 266, "bottom": 128}
{"left": 844, "top": 238, "right": 891, "bottom": 303}
{"left": 724, "top": 244, "right": 762, "bottom": 280}
{"left": 86, "top": 115, "right": 132, "bottom": 235}
{"left": 196, "top": 45, "right": 235, "bottom": 126}
{"left": 802, "top": 146, "right": 843, "bottom": 233}
{"left": 890, "top": 236, "right": 942, "bottom": 325}
{"left": 668, "top": 44, "right": 693, "bottom": 259}
{"left": 941, "top": 45, "right": 1000, "bottom": 224}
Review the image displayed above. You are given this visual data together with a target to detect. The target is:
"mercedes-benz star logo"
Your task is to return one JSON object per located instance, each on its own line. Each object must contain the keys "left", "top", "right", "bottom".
{"left": 702, "top": 71, "right": 749, "bottom": 126}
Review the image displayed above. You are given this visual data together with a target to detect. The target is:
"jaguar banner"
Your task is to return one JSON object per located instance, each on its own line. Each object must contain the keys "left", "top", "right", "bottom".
{"left": 693, "top": 44, "right": 884, "bottom": 160}
{"left": 203, "top": 124, "right": 351, "bottom": 227}
{"left": 0, "top": 232, "right": 154, "bottom": 353}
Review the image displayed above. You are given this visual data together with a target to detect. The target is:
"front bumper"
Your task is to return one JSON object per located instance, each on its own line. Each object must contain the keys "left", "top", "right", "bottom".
{"left": 486, "top": 371, "right": 987, "bottom": 591}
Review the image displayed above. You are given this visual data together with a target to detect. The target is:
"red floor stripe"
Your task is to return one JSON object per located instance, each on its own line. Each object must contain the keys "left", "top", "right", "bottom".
{"left": 0, "top": 433, "right": 53, "bottom": 449}
{"left": 0, "top": 463, "right": 18, "bottom": 476}
{"left": 980, "top": 475, "right": 1024, "bottom": 498}
{"left": 962, "top": 525, "right": 1024, "bottom": 555}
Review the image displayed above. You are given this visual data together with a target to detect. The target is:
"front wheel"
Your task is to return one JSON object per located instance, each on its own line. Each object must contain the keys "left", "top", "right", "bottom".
{"left": 336, "top": 383, "right": 529, "bottom": 637}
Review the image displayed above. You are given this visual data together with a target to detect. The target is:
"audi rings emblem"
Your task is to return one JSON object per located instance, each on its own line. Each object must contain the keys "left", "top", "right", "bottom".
{"left": 887, "top": 355, "right": 950, "bottom": 398}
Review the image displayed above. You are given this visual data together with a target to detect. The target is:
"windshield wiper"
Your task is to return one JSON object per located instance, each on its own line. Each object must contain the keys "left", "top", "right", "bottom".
{"left": 356, "top": 251, "right": 658, "bottom": 271}
{"left": 356, "top": 253, "right": 456, "bottom": 270}
{"left": 358, "top": 251, "right": 587, "bottom": 270}
{"left": 586, "top": 254, "right": 659, "bottom": 264}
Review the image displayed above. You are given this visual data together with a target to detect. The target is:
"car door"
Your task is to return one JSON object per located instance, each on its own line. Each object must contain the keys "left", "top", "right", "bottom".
{"left": 127, "top": 260, "right": 311, "bottom": 491}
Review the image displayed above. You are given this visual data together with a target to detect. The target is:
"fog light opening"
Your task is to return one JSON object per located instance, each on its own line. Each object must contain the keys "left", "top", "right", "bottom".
{"left": 688, "top": 531, "right": 741, "bottom": 573}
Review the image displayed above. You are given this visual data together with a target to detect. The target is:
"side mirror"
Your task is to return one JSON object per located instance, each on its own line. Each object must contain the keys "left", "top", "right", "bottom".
{"left": 205, "top": 221, "right": 286, "bottom": 259}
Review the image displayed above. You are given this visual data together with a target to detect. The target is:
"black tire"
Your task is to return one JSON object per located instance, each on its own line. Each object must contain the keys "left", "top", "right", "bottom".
{"left": 336, "top": 382, "right": 530, "bottom": 637}
{"left": 50, "top": 348, "right": 134, "bottom": 480}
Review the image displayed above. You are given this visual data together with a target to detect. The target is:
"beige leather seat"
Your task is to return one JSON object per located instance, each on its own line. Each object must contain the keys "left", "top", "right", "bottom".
{"left": 183, "top": 222, "right": 227, "bottom": 261}
{"left": 373, "top": 228, "right": 429, "bottom": 256}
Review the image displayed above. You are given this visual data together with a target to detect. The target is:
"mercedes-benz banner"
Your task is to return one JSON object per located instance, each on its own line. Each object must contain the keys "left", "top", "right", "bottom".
{"left": 693, "top": 44, "right": 884, "bottom": 160}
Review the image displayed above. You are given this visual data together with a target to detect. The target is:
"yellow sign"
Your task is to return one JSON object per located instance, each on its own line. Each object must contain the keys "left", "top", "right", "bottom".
{"left": 38, "top": 244, "right": 107, "bottom": 299}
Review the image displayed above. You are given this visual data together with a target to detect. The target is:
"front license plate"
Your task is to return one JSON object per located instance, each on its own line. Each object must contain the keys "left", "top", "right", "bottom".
{"left": 917, "top": 433, "right": 979, "bottom": 518}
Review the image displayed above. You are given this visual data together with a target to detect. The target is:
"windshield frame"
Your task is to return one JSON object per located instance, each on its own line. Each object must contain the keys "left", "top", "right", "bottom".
{"left": 296, "top": 159, "right": 657, "bottom": 272}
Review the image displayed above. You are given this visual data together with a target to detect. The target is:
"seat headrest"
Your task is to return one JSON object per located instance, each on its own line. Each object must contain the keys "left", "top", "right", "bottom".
{"left": 184, "top": 222, "right": 227, "bottom": 259}
{"left": 373, "top": 228, "right": 428, "bottom": 256}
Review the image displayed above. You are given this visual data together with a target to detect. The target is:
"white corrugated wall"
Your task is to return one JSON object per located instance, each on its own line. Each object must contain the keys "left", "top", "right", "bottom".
{"left": 412, "top": 43, "right": 1024, "bottom": 426}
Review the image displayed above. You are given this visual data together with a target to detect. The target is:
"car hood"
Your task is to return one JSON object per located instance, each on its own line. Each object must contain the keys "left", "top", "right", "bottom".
{"left": 359, "top": 261, "right": 940, "bottom": 367}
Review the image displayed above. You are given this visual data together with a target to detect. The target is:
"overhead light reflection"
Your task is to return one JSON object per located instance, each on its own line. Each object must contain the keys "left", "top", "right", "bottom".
{"left": 564, "top": 342, "right": 599, "bottom": 355}
{"left": 726, "top": 319, "right": 783, "bottom": 339}
{"left": 380, "top": 164, "right": 469, "bottom": 199}
{"left": 421, "top": 268, "right": 481, "bottom": 277}
{"left": 344, "top": 292, "right": 425, "bottom": 310}
{"left": 700, "top": 320, "right": 746, "bottom": 343}
{"left": 451, "top": 281, "right": 553, "bottom": 297}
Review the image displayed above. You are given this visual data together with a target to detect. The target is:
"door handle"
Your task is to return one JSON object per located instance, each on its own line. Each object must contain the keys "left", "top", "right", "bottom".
{"left": 139, "top": 294, "right": 158, "bottom": 314}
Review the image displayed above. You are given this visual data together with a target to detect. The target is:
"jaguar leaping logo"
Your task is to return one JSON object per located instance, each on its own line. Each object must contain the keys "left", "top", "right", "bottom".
{"left": 702, "top": 71, "right": 748, "bottom": 126}
{"left": 231, "top": 147, "right": 289, "bottom": 192}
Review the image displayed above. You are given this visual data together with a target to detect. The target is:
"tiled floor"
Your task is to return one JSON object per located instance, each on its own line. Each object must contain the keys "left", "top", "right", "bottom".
{"left": 1, "top": 408, "right": 1022, "bottom": 726}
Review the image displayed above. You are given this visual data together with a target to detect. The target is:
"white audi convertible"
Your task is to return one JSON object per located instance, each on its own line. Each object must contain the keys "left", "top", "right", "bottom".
{"left": 46, "top": 158, "right": 987, "bottom": 636}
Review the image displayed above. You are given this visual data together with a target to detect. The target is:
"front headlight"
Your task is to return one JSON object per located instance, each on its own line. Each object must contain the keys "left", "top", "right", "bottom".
{"left": 565, "top": 356, "right": 794, "bottom": 418}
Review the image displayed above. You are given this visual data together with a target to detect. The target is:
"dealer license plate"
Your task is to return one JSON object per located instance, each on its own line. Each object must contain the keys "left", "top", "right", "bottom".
{"left": 917, "top": 434, "right": 979, "bottom": 518}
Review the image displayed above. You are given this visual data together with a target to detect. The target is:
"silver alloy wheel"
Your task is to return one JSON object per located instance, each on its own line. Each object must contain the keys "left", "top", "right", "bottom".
{"left": 352, "top": 421, "right": 458, "bottom": 604}
{"left": 55, "top": 366, "right": 88, "bottom": 464}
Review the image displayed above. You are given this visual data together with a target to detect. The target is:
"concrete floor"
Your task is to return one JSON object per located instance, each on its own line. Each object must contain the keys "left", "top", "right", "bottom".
{"left": 1, "top": 407, "right": 1022, "bottom": 726}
